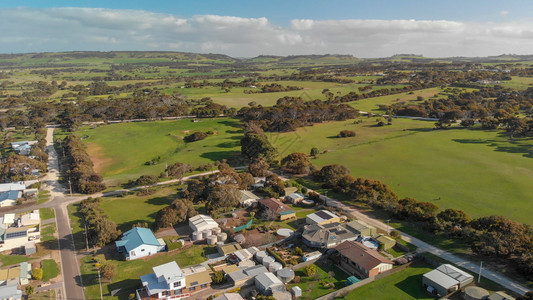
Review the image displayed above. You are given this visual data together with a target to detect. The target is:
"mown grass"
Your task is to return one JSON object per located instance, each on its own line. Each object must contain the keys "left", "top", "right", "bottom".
{"left": 271, "top": 118, "right": 533, "bottom": 225}
{"left": 41, "top": 259, "right": 60, "bottom": 282}
{"left": 288, "top": 264, "right": 349, "bottom": 299}
{"left": 341, "top": 261, "right": 435, "bottom": 300}
{"left": 0, "top": 254, "right": 32, "bottom": 267}
{"left": 99, "top": 185, "right": 180, "bottom": 232}
{"left": 39, "top": 208, "right": 55, "bottom": 220}
{"left": 81, "top": 118, "right": 243, "bottom": 185}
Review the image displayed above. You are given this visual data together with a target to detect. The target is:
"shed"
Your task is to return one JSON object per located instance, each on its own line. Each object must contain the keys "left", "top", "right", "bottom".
{"left": 214, "top": 293, "right": 245, "bottom": 300}
{"left": 302, "top": 251, "right": 322, "bottom": 262}
{"left": 189, "top": 214, "right": 219, "bottom": 233}
{"left": 306, "top": 210, "right": 341, "bottom": 225}
{"left": 24, "top": 242, "right": 36, "bottom": 255}
{"left": 217, "top": 242, "right": 242, "bottom": 256}
{"left": 292, "top": 286, "right": 302, "bottom": 297}
{"left": 423, "top": 264, "right": 473, "bottom": 298}
{"left": 345, "top": 220, "right": 376, "bottom": 237}
{"left": 374, "top": 234, "right": 396, "bottom": 250}
{"left": 254, "top": 272, "right": 285, "bottom": 295}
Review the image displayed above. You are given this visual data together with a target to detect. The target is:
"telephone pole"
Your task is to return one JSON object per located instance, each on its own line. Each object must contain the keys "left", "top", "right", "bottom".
{"left": 478, "top": 261, "right": 483, "bottom": 283}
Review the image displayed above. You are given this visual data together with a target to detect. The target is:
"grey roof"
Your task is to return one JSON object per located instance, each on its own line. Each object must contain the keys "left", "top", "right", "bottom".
{"left": 140, "top": 273, "right": 170, "bottom": 295}
{"left": 153, "top": 261, "right": 184, "bottom": 284}
{"left": 302, "top": 222, "right": 357, "bottom": 246}
{"left": 244, "top": 265, "right": 268, "bottom": 277}
{"left": 423, "top": 269, "right": 459, "bottom": 289}
{"left": 0, "top": 284, "right": 21, "bottom": 300}
{"left": 214, "top": 293, "right": 245, "bottom": 300}
{"left": 255, "top": 272, "right": 283, "bottom": 288}
{"left": 436, "top": 264, "right": 473, "bottom": 283}
{"left": 228, "top": 270, "right": 250, "bottom": 282}
{"left": 0, "top": 190, "right": 20, "bottom": 202}
{"left": 346, "top": 220, "right": 375, "bottom": 234}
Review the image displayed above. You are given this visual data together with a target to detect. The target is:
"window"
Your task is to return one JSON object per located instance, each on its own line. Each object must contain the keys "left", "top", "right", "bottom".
{"left": 189, "top": 286, "right": 196, "bottom": 291}
{"left": 162, "top": 291, "right": 170, "bottom": 296}
{"left": 141, "top": 249, "right": 145, "bottom": 252}
{"left": 200, "top": 284, "right": 207, "bottom": 289}
{"left": 173, "top": 281, "right": 181, "bottom": 288}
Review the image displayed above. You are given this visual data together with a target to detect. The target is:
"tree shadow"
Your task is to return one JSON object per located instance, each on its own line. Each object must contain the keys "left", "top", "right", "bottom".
{"left": 145, "top": 195, "right": 176, "bottom": 206}
{"left": 200, "top": 150, "right": 240, "bottom": 162}
{"left": 216, "top": 141, "right": 241, "bottom": 148}
{"left": 107, "top": 279, "right": 140, "bottom": 299}
{"left": 217, "top": 120, "right": 243, "bottom": 129}
{"left": 452, "top": 138, "right": 533, "bottom": 158}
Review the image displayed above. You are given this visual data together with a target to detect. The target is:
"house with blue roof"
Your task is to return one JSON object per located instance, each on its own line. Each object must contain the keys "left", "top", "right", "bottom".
{"left": 115, "top": 227, "right": 165, "bottom": 260}
{"left": 0, "top": 190, "right": 21, "bottom": 207}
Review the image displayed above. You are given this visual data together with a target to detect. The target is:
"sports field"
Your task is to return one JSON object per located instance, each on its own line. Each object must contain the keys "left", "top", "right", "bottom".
{"left": 270, "top": 118, "right": 533, "bottom": 224}
{"left": 81, "top": 118, "right": 243, "bottom": 185}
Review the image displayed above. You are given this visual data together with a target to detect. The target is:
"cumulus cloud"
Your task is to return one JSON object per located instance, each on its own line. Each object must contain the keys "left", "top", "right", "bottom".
{"left": 0, "top": 7, "right": 532, "bottom": 57}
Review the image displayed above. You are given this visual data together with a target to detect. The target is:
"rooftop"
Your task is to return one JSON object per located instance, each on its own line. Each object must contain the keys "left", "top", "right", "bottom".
{"left": 306, "top": 210, "right": 338, "bottom": 224}
{"left": 335, "top": 240, "right": 393, "bottom": 270}
{"left": 258, "top": 198, "right": 294, "bottom": 214}
{"left": 115, "top": 227, "right": 161, "bottom": 252}
{"left": 346, "top": 220, "right": 376, "bottom": 234}
{"left": 255, "top": 272, "right": 283, "bottom": 287}
{"left": 153, "top": 261, "right": 184, "bottom": 284}
{"left": 436, "top": 264, "right": 473, "bottom": 283}
{"left": 185, "top": 270, "right": 211, "bottom": 287}
{"left": 0, "top": 183, "right": 25, "bottom": 193}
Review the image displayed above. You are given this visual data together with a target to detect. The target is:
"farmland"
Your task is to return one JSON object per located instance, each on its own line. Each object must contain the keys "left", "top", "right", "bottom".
{"left": 80, "top": 118, "right": 243, "bottom": 185}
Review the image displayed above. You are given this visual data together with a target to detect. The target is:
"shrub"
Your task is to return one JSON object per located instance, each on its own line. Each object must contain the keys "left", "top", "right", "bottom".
{"left": 267, "top": 248, "right": 287, "bottom": 267}
{"left": 337, "top": 130, "right": 356, "bottom": 138}
{"left": 390, "top": 230, "right": 401, "bottom": 239}
{"left": 293, "top": 247, "right": 304, "bottom": 256}
{"left": 211, "top": 271, "right": 225, "bottom": 284}
{"left": 294, "top": 275, "right": 301, "bottom": 283}
{"left": 32, "top": 268, "right": 43, "bottom": 280}
{"left": 25, "top": 285, "right": 34, "bottom": 295}
{"left": 304, "top": 264, "right": 317, "bottom": 276}
{"left": 184, "top": 131, "right": 208, "bottom": 142}
{"left": 100, "top": 263, "right": 116, "bottom": 280}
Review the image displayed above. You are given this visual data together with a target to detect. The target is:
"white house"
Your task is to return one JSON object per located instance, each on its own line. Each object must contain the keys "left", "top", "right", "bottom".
{"left": 0, "top": 210, "right": 41, "bottom": 252}
{"left": 115, "top": 227, "right": 165, "bottom": 260}
{"left": 189, "top": 214, "right": 219, "bottom": 233}
{"left": 138, "top": 261, "right": 187, "bottom": 299}
{"left": 0, "top": 183, "right": 26, "bottom": 207}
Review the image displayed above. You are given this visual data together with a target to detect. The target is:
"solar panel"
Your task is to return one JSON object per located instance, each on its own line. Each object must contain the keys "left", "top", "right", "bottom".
{"left": 315, "top": 211, "right": 334, "bottom": 220}
{"left": 6, "top": 231, "right": 27, "bottom": 239}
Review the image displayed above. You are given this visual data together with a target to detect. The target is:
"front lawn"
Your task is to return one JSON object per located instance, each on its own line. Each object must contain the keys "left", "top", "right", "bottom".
{"left": 39, "top": 208, "right": 55, "bottom": 220}
{"left": 41, "top": 259, "right": 60, "bottom": 282}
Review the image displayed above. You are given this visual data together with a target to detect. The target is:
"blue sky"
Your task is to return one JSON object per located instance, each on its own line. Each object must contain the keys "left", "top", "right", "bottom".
{"left": 0, "top": 1, "right": 531, "bottom": 57}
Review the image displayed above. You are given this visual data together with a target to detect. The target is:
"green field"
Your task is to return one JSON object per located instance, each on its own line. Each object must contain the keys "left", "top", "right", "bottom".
{"left": 99, "top": 185, "right": 181, "bottom": 232}
{"left": 342, "top": 262, "right": 434, "bottom": 300}
{"left": 41, "top": 259, "right": 60, "bottom": 282}
{"left": 270, "top": 118, "right": 533, "bottom": 224}
{"left": 81, "top": 118, "right": 243, "bottom": 185}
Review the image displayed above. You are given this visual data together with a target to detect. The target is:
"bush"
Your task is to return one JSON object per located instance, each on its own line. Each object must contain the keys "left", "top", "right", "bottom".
{"left": 267, "top": 248, "right": 287, "bottom": 267}
{"left": 337, "top": 130, "right": 356, "bottom": 138}
{"left": 100, "top": 263, "right": 116, "bottom": 280}
{"left": 288, "top": 258, "right": 299, "bottom": 265}
{"left": 390, "top": 230, "right": 401, "bottom": 239}
{"left": 184, "top": 131, "right": 208, "bottom": 142}
{"left": 211, "top": 271, "right": 225, "bottom": 284}
{"left": 304, "top": 264, "right": 317, "bottom": 276}
{"left": 294, "top": 275, "right": 301, "bottom": 283}
{"left": 293, "top": 247, "right": 304, "bottom": 256}
{"left": 25, "top": 285, "right": 34, "bottom": 295}
{"left": 32, "top": 268, "right": 43, "bottom": 280}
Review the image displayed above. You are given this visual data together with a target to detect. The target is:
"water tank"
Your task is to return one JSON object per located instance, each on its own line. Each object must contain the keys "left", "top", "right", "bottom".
{"left": 217, "top": 232, "right": 227, "bottom": 242}
{"left": 463, "top": 286, "right": 489, "bottom": 300}
{"left": 262, "top": 256, "right": 275, "bottom": 267}
{"left": 192, "top": 231, "right": 201, "bottom": 241}
{"left": 207, "top": 235, "right": 218, "bottom": 245}
{"left": 202, "top": 229, "right": 211, "bottom": 239}
{"left": 216, "top": 241, "right": 224, "bottom": 247}
{"left": 269, "top": 262, "right": 282, "bottom": 272}
{"left": 255, "top": 251, "right": 268, "bottom": 263}
{"left": 212, "top": 227, "right": 222, "bottom": 235}
{"left": 277, "top": 268, "right": 295, "bottom": 283}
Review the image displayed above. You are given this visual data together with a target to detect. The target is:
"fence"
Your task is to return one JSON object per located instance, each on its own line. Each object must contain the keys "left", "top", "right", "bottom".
{"left": 234, "top": 219, "right": 253, "bottom": 232}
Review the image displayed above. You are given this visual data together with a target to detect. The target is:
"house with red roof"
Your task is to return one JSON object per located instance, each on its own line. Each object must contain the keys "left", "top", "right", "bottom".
{"left": 334, "top": 240, "right": 393, "bottom": 278}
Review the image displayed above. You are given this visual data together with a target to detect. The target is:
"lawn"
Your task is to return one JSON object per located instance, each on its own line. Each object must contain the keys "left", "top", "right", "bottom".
{"left": 36, "top": 190, "right": 51, "bottom": 204}
{"left": 39, "top": 208, "right": 55, "bottom": 220}
{"left": 29, "top": 289, "right": 56, "bottom": 300}
{"left": 0, "top": 254, "right": 32, "bottom": 267}
{"left": 270, "top": 118, "right": 533, "bottom": 225}
{"left": 81, "top": 245, "right": 209, "bottom": 300}
{"left": 81, "top": 118, "right": 243, "bottom": 185}
{"left": 288, "top": 264, "right": 350, "bottom": 299}
{"left": 341, "top": 261, "right": 435, "bottom": 300}
{"left": 99, "top": 185, "right": 180, "bottom": 232}
{"left": 41, "top": 259, "right": 60, "bottom": 282}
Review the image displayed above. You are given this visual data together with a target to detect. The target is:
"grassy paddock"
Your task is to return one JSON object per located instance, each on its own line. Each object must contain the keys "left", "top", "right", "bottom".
{"left": 81, "top": 118, "right": 243, "bottom": 185}
{"left": 271, "top": 118, "right": 533, "bottom": 224}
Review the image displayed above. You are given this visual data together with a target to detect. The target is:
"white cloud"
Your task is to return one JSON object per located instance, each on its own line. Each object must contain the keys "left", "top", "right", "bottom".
{"left": 0, "top": 7, "right": 532, "bottom": 57}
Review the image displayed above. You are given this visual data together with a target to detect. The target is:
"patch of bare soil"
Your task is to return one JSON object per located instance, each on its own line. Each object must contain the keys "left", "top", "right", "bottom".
{"left": 86, "top": 143, "right": 113, "bottom": 174}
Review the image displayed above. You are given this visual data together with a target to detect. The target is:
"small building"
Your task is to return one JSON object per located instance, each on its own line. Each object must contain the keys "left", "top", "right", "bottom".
{"left": 189, "top": 214, "right": 219, "bottom": 233}
{"left": 217, "top": 242, "right": 242, "bottom": 256}
{"left": 373, "top": 234, "right": 396, "bottom": 250}
{"left": 238, "top": 190, "right": 260, "bottom": 207}
{"left": 214, "top": 293, "right": 245, "bottom": 300}
{"left": 335, "top": 240, "right": 393, "bottom": 278}
{"left": 227, "top": 265, "right": 268, "bottom": 287}
{"left": 0, "top": 191, "right": 21, "bottom": 207}
{"left": 302, "top": 251, "right": 322, "bottom": 262}
{"left": 18, "top": 262, "right": 30, "bottom": 285}
{"left": 254, "top": 272, "right": 285, "bottom": 295}
{"left": 345, "top": 220, "right": 377, "bottom": 237}
{"left": 0, "top": 210, "right": 41, "bottom": 252}
{"left": 422, "top": 264, "right": 474, "bottom": 297}
{"left": 115, "top": 227, "right": 165, "bottom": 260}
{"left": 302, "top": 222, "right": 358, "bottom": 249}
{"left": 285, "top": 192, "right": 305, "bottom": 204}
{"left": 0, "top": 284, "right": 21, "bottom": 300}
{"left": 10, "top": 141, "right": 37, "bottom": 156}
{"left": 292, "top": 286, "right": 302, "bottom": 297}
{"left": 258, "top": 198, "right": 295, "bottom": 221}
{"left": 488, "top": 291, "right": 516, "bottom": 300}
{"left": 306, "top": 210, "right": 341, "bottom": 225}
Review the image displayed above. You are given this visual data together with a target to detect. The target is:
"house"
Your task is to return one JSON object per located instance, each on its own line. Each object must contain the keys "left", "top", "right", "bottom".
{"left": 217, "top": 242, "right": 242, "bottom": 256}
{"left": 0, "top": 284, "right": 21, "bottom": 300}
{"left": 189, "top": 214, "right": 219, "bottom": 233}
{"left": 306, "top": 210, "right": 341, "bottom": 225}
{"left": 373, "top": 234, "right": 396, "bottom": 250}
{"left": 10, "top": 141, "right": 37, "bottom": 156}
{"left": 422, "top": 264, "right": 474, "bottom": 297}
{"left": 302, "top": 222, "right": 358, "bottom": 248}
{"left": 238, "top": 190, "right": 260, "bottom": 207}
{"left": 0, "top": 211, "right": 41, "bottom": 252}
{"left": 137, "top": 261, "right": 211, "bottom": 300}
{"left": 345, "top": 220, "right": 377, "bottom": 237}
{"left": 334, "top": 240, "right": 393, "bottom": 278}
{"left": 254, "top": 272, "right": 285, "bottom": 295}
{"left": 488, "top": 291, "right": 515, "bottom": 300}
{"left": 258, "top": 198, "right": 295, "bottom": 221}
{"left": 214, "top": 293, "right": 245, "bottom": 300}
{"left": 0, "top": 191, "right": 21, "bottom": 207}
{"left": 0, "top": 183, "right": 25, "bottom": 193}
{"left": 285, "top": 192, "right": 305, "bottom": 204}
{"left": 115, "top": 227, "right": 165, "bottom": 260}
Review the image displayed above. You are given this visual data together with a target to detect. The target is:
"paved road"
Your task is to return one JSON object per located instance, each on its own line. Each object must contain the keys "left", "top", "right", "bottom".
{"left": 320, "top": 195, "right": 530, "bottom": 296}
